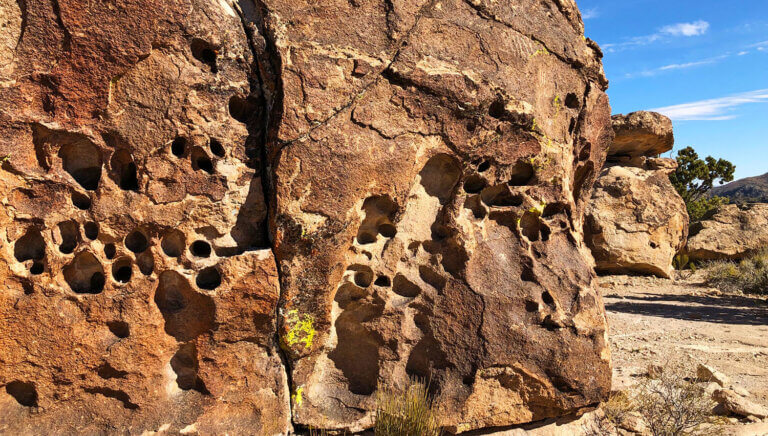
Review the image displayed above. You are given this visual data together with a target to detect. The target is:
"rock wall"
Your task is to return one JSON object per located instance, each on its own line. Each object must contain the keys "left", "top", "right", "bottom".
{"left": 266, "top": 0, "right": 613, "bottom": 432}
{"left": 0, "top": 0, "right": 614, "bottom": 434}
{"left": 686, "top": 203, "right": 768, "bottom": 261}
{"left": 0, "top": 1, "right": 290, "bottom": 434}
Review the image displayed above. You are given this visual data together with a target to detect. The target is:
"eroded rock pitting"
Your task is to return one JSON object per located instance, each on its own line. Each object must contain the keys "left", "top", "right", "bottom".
{"left": 0, "top": 0, "right": 614, "bottom": 434}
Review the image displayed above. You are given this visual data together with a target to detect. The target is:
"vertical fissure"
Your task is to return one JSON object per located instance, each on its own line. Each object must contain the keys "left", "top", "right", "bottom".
{"left": 232, "top": 0, "right": 294, "bottom": 423}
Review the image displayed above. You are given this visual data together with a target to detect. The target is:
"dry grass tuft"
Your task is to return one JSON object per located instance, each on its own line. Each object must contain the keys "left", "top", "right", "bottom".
{"left": 705, "top": 249, "right": 768, "bottom": 294}
{"left": 374, "top": 377, "right": 441, "bottom": 436}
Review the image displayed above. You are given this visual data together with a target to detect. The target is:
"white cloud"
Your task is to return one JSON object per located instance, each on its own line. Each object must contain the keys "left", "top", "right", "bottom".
{"left": 738, "top": 51, "right": 749, "bottom": 56}
{"left": 625, "top": 55, "right": 727, "bottom": 78}
{"left": 603, "top": 20, "right": 710, "bottom": 52}
{"left": 650, "top": 89, "right": 768, "bottom": 121}
{"left": 582, "top": 8, "right": 599, "bottom": 20}
{"left": 660, "top": 20, "right": 710, "bottom": 37}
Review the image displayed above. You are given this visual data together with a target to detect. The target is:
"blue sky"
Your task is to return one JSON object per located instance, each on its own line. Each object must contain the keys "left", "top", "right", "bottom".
{"left": 579, "top": 0, "right": 768, "bottom": 180}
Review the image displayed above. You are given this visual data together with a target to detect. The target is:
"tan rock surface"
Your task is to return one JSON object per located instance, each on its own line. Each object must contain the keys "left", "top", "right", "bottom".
{"left": 686, "top": 203, "right": 768, "bottom": 261}
{"left": 0, "top": 0, "right": 614, "bottom": 434}
{"left": 714, "top": 389, "right": 768, "bottom": 419}
{"left": 585, "top": 158, "right": 688, "bottom": 278}
{"left": 610, "top": 111, "right": 674, "bottom": 158}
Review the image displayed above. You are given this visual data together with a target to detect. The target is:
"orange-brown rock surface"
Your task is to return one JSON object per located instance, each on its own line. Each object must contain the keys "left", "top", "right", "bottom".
{"left": 0, "top": 0, "right": 614, "bottom": 434}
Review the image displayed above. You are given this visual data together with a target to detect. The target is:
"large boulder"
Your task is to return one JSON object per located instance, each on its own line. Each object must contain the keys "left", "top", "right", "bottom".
{"left": 585, "top": 158, "right": 688, "bottom": 278}
{"left": 610, "top": 111, "right": 674, "bottom": 158}
{"left": 0, "top": 0, "right": 614, "bottom": 434}
{"left": 265, "top": 0, "right": 613, "bottom": 432}
{"left": 686, "top": 204, "right": 768, "bottom": 261}
{"left": 0, "top": 1, "right": 289, "bottom": 434}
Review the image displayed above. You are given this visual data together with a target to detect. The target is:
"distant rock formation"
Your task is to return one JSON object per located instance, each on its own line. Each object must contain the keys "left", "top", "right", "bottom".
{"left": 0, "top": 0, "right": 614, "bottom": 434}
{"left": 585, "top": 112, "right": 688, "bottom": 278}
{"left": 686, "top": 204, "right": 768, "bottom": 261}
{"left": 710, "top": 172, "right": 768, "bottom": 204}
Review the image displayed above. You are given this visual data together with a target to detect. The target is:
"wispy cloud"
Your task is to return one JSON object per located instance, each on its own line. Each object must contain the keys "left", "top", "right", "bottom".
{"left": 625, "top": 55, "right": 728, "bottom": 78}
{"left": 603, "top": 20, "right": 710, "bottom": 52}
{"left": 582, "top": 8, "right": 599, "bottom": 20}
{"left": 660, "top": 21, "right": 710, "bottom": 37}
{"left": 650, "top": 89, "right": 768, "bottom": 121}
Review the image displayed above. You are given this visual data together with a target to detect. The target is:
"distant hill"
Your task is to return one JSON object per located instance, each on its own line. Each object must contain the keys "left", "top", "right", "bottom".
{"left": 711, "top": 172, "right": 768, "bottom": 203}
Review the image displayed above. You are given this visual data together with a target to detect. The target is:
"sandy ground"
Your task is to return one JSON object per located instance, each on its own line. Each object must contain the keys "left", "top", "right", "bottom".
{"left": 599, "top": 273, "right": 768, "bottom": 433}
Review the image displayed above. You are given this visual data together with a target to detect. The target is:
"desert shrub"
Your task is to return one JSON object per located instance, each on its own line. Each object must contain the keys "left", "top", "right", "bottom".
{"left": 587, "top": 366, "right": 722, "bottom": 436}
{"left": 705, "top": 250, "right": 768, "bottom": 294}
{"left": 375, "top": 377, "right": 440, "bottom": 436}
{"left": 633, "top": 367, "right": 720, "bottom": 436}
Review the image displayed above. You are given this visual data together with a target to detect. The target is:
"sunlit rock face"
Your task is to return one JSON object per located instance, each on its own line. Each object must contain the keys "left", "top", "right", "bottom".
{"left": 0, "top": 0, "right": 613, "bottom": 434}
{"left": 0, "top": 1, "right": 289, "bottom": 434}
{"left": 265, "top": 0, "right": 613, "bottom": 432}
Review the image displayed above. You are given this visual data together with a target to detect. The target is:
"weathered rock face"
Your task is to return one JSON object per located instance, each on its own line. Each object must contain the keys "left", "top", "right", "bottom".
{"left": 0, "top": 1, "right": 290, "bottom": 434}
{"left": 610, "top": 111, "right": 674, "bottom": 158}
{"left": 0, "top": 0, "right": 614, "bottom": 434}
{"left": 585, "top": 158, "right": 688, "bottom": 278}
{"left": 686, "top": 204, "right": 768, "bottom": 261}
{"left": 265, "top": 0, "right": 613, "bottom": 432}
{"left": 584, "top": 111, "right": 687, "bottom": 279}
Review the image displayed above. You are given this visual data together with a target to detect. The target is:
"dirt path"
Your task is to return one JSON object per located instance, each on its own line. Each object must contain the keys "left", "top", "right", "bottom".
{"left": 600, "top": 274, "right": 768, "bottom": 416}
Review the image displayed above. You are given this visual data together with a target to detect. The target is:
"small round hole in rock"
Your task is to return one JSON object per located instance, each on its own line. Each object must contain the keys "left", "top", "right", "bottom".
{"left": 72, "top": 192, "right": 91, "bottom": 210}
{"left": 374, "top": 276, "right": 391, "bottom": 287}
{"left": 14, "top": 229, "right": 45, "bottom": 263}
{"left": 463, "top": 175, "right": 487, "bottom": 194}
{"left": 190, "top": 38, "right": 218, "bottom": 73}
{"left": 209, "top": 138, "right": 225, "bottom": 157}
{"left": 5, "top": 381, "right": 38, "bottom": 407}
{"left": 30, "top": 262, "right": 44, "bottom": 275}
{"left": 161, "top": 230, "right": 185, "bottom": 258}
{"left": 57, "top": 221, "right": 80, "bottom": 254}
{"left": 191, "top": 148, "right": 214, "bottom": 174}
{"left": 488, "top": 99, "right": 506, "bottom": 119}
{"left": 356, "top": 231, "right": 377, "bottom": 245}
{"left": 110, "top": 149, "right": 139, "bottom": 191}
{"left": 353, "top": 269, "right": 373, "bottom": 288}
{"left": 542, "top": 291, "right": 556, "bottom": 307}
{"left": 171, "top": 137, "right": 187, "bottom": 157}
{"left": 104, "top": 243, "right": 116, "bottom": 259}
{"left": 137, "top": 251, "right": 154, "bottom": 276}
{"left": 63, "top": 251, "right": 105, "bottom": 294}
{"left": 525, "top": 300, "right": 540, "bottom": 312}
{"left": 196, "top": 267, "right": 221, "bottom": 290}
{"left": 477, "top": 161, "right": 491, "bottom": 172}
{"left": 84, "top": 222, "right": 99, "bottom": 240}
{"left": 228, "top": 95, "right": 257, "bottom": 124}
{"left": 125, "top": 231, "right": 148, "bottom": 253}
{"left": 564, "top": 93, "right": 580, "bottom": 109}
{"left": 190, "top": 240, "right": 211, "bottom": 258}
{"left": 111, "top": 258, "right": 132, "bottom": 284}
{"left": 378, "top": 223, "right": 397, "bottom": 238}
{"left": 107, "top": 321, "right": 130, "bottom": 338}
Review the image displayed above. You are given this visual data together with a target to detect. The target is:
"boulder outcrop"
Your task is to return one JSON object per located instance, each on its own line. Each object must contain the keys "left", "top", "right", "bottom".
{"left": 610, "top": 111, "right": 674, "bottom": 158}
{"left": 584, "top": 112, "right": 687, "bottom": 278}
{"left": 267, "top": 0, "right": 613, "bottom": 432}
{"left": 585, "top": 158, "right": 688, "bottom": 278}
{"left": 0, "top": 0, "right": 614, "bottom": 434}
{"left": 686, "top": 204, "right": 768, "bottom": 261}
{"left": 0, "top": 1, "right": 290, "bottom": 434}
